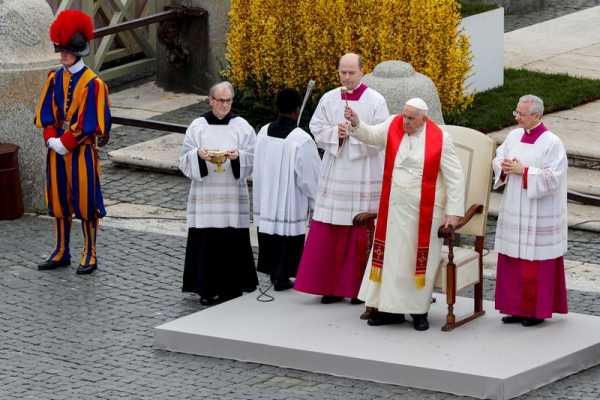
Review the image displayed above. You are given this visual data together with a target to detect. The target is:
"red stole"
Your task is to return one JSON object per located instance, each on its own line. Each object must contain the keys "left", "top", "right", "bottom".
{"left": 369, "top": 116, "right": 443, "bottom": 288}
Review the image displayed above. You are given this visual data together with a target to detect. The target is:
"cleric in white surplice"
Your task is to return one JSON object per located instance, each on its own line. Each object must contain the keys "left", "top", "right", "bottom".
{"left": 179, "top": 81, "right": 258, "bottom": 306}
{"left": 253, "top": 88, "right": 321, "bottom": 291}
{"left": 293, "top": 53, "right": 390, "bottom": 305}
{"left": 344, "top": 98, "right": 465, "bottom": 331}
{"left": 493, "top": 94, "right": 568, "bottom": 327}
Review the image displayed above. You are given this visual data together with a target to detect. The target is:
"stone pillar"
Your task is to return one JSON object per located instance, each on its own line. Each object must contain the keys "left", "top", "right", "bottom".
{"left": 0, "top": 0, "right": 56, "bottom": 212}
{"left": 156, "top": 0, "right": 231, "bottom": 94}
{"left": 363, "top": 61, "right": 445, "bottom": 124}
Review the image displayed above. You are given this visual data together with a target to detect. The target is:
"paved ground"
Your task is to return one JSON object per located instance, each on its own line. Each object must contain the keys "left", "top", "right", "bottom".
{"left": 5, "top": 4, "right": 600, "bottom": 399}
{"left": 504, "top": 0, "right": 600, "bottom": 32}
{"left": 2, "top": 215, "right": 600, "bottom": 400}
{"left": 99, "top": 102, "right": 212, "bottom": 211}
{"left": 505, "top": 5, "right": 600, "bottom": 79}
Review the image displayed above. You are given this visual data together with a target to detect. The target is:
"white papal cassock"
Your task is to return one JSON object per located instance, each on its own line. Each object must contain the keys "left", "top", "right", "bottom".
{"left": 352, "top": 116, "right": 465, "bottom": 314}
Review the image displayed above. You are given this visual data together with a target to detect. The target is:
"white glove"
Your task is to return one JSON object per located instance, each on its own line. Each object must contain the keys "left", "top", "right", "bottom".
{"left": 47, "top": 137, "right": 69, "bottom": 156}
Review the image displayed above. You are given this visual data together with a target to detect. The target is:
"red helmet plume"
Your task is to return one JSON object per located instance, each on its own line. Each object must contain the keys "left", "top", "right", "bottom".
{"left": 49, "top": 10, "right": 94, "bottom": 47}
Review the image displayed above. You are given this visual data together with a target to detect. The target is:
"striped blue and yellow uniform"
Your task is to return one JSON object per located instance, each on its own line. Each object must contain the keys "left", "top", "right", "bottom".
{"left": 34, "top": 65, "right": 111, "bottom": 266}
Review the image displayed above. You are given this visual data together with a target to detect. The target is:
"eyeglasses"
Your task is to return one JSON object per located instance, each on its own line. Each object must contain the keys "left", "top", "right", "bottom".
{"left": 212, "top": 97, "right": 233, "bottom": 104}
{"left": 512, "top": 110, "right": 536, "bottom": 118}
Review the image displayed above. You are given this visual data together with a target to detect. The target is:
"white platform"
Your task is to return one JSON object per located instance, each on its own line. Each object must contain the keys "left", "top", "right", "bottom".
{"left": 155, "top": 291, "right": 600, "bottom": 399}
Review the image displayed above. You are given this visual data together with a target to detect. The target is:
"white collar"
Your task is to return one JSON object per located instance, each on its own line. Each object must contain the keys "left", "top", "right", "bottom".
{"left": 67, "top": 59, "right": 85, "bottom": 74}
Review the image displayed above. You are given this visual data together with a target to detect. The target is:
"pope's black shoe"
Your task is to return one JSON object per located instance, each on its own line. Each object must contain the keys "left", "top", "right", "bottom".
{"left": 411, "top": 313, "right": 430, "bottom": 331}
{"left": 367, "top": 311, "right": 405, "bottom": 326}
{"left": 76, "top": 264, "right": 97, "bottom": 275}
{"left": 38, "top": 258, "right": 70, "bottom": 271}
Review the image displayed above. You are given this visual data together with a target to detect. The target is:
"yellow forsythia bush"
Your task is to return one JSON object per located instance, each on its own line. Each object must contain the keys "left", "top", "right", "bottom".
{"left": 226, "top": 0, "right": 473, "bottom": 113}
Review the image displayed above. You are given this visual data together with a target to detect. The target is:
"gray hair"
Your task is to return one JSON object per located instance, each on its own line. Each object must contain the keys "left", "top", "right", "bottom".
{"left": 519, "top": 94, "right": 544, "bottom": 116}
{"left": 209, "top": 81, "right": 235, "bottom": 98}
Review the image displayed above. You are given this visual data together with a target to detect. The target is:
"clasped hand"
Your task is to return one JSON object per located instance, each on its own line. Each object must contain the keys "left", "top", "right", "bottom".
{"left": 501, "top": 158, "right": 525, "bottom": 175}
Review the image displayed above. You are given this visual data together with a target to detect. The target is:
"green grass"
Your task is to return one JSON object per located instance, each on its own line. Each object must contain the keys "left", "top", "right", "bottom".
{"left": 445, "top": 69, "right": 600, "bottom": 132}
{"left": 459, "top": 0, "right": 498, "bottom": 17}
{"left": 234, "top": 69, "right": 600, "bottom": 135}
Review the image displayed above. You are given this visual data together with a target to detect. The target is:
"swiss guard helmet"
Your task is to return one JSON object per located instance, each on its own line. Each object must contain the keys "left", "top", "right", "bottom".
{"left": 49, "top": 10, "right": 94, "bottom": 57}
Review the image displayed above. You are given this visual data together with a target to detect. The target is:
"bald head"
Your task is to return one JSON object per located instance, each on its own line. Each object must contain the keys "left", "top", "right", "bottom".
{"left": 339, "top": 53, "right": 362, "bottom": 70}
{"left": 338, "top": 53, "right": 363, "bottom": 91}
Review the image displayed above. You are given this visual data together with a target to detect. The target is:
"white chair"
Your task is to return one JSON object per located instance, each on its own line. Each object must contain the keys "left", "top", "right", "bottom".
{"left": 435, "top": 125, "right": 495, "bottom": 331}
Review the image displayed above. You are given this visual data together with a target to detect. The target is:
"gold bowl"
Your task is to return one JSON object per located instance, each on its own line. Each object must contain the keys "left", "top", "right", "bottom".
{"left": 207, "top": 150, "right": 228, "bottom": 172}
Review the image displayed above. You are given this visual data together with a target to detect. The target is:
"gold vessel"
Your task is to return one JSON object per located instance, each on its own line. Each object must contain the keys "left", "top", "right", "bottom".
{"left": 207, "top": 150, "right": 228, "bottom": 173}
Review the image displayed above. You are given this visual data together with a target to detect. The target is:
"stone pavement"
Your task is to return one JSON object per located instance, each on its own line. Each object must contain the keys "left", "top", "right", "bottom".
{"left": 505, "top": 6, "right": 600, "bottom": 79}
{"left": 504, "top": 0, "right": 600, "bottom": 32}
{"left": 3, "top": 215, "right": 600, "bottom": 400}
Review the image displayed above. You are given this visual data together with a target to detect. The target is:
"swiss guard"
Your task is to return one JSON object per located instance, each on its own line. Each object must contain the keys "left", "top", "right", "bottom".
{"left": 34, "top": 10, "right": 111, "bottom": 275}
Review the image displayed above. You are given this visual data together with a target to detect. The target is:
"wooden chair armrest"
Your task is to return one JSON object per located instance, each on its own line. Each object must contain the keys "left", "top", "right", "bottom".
{"left": 437, "top": 204, "right": 484, "bottom": 240}
{"left": 353, "top": 212, "right": 377, "bottom": 227}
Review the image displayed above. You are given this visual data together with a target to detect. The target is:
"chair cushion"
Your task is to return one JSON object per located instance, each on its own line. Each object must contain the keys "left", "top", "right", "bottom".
{"left": 435, "top": 245, "right": 480, "bottom": 292}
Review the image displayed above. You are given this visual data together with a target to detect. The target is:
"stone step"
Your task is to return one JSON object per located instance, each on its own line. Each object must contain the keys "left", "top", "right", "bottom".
{"left": 569, "top": 167, "right": 600, "bottom": 197}
{"left": 488, "top": 101, "right": 600, "bottom": 170}
{"left": 107, "top": 132, "right": 600, "bottom": 199}
{"left": 108, "top": 133, "right": 182, "bottom": 174}
{"left": 488, "top": 191, "right": 600, "bottom": 232}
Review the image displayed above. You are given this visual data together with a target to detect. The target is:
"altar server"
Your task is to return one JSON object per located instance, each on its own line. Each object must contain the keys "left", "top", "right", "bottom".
{"left": 493, "top": 94, "right": 568, "bottom": 327}
{"left": 179, "top": 81, "right": 258, "bottom": 305}
{"left": 294, "top": 53, "right": 389, "bottom": 304}
{"left": 253, "top": 88, "right": 321, "bottom": 290}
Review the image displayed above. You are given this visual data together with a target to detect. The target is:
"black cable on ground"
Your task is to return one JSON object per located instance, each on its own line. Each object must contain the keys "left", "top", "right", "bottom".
{"left": 256, "top": 283, "right": 275, "bottom": 302}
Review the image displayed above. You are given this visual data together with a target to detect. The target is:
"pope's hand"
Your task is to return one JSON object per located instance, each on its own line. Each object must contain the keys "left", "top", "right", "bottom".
{"left": 443, "top": 215, "right": 460, "bottom": 228}
{"left": 344, "top": 106, "right": 359, "bottom": 127}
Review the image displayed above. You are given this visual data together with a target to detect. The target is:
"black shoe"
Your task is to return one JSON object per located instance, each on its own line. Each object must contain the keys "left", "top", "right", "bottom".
{"left": 350, "top": 298, "right": 364, "bottom": 305}
{"left": 200, "top": 296, "right": 217, "bottom": 306}
{"left": 272, "top": 279, "right": 293, "bottom": 291}
{"left": 38, "top": 258, "right": 70, "bottom": 271}
{"left": 360, "top": 307, "right": 377, "bottom": 320}
{"left": 521, "top": 318, "right": 544, "bottom": 327}
{"left": 76, "top": 264, "right": 97, "bottom": 275}
{"left": 502, "top": 315, "right": 523, "bottom": 324}
{"left": 411, "top": 313, "right": 430, "bottom": 331}
{"left": 367, "top": 312, "right": 405, "bottom": 326}
{"left": 320, "top": 296, "right": 343, "bottom": 304}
